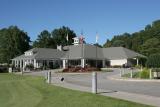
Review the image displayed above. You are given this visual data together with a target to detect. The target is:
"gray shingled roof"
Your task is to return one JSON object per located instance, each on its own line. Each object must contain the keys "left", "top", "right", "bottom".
{"left": 62, "top": 44, "right": 105, "bottom": 60}
{"left": 62, "top": 45, "right": 145, "bottom": 60}
{"left": 13, "top": 45, "right": 145, "bottom": 61}
{"left": 102, "top": 47, "right": 145, "bottom": 60}
{"left": 34, "top": 48, "right": 65, "bottom": 59}
{"left": 12, "top": 54, "right": 36, "bottom": 60}
{"left": 12, "top": 48, "right": 65, "bottom": 60}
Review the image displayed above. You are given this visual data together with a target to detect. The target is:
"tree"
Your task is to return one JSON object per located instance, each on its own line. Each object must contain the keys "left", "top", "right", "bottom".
{"left": 103, "top": 39, "right": 112, "bottom": 47}
{"left": 146, "top": 54, "right": 160, "bottom": 68}
{"left": 103, "top": 19, "right": 160, "bottom": 57}
{"left": 145, "top": 24, "right": 151, "bottom": 30}
{"left": 93, "top": 43, "right": 102, "bottom": 48}
{"left": 112, "top": 40, "right": 125, "bottom": 47}
{"left": 33, "top": 26, "right": 77, "bottom": 48}
{"left": 0, "top": 26, "right": 30, "bottom": 64}
{"left": 51, "top": 26, "right": 76, "bottom": 46}
{"left": 140, "top": 38, "right": 160, "bottom": 56}
{"left": 33, "top": 30, "right": 56, "bottom": 48}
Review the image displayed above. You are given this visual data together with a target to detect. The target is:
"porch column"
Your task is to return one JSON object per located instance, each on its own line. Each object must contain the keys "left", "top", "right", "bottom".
{"left": 63, "top": 59, "right": 66, "bottom": 69}
{"left": 102, "top": 60, "right": 105, "bottom": 68}
{"left": 36, "top": 61, "right": 39, "bottom": 68}
{"left": 137, "top": 58, "right": 139, "bottom": 66}
{"left": 29, "top": 60, "right": 31, "bottom": 64}
{"left": 81, "top": 59, "right": 85, "bottom": 68}
{"left": 23, "top": 60, "right": 25, "bottom": 71}
{"left": 24, "top": 60, "right": 26, "bottom": 67}
{"left": 20, "top": 60, "right": 22, "bottom": 69}
{"left": 17, "top": 60, "right": 20, "bottom": 68}
{"left": 34, "top": 59, "right": 37, "bottom": 68}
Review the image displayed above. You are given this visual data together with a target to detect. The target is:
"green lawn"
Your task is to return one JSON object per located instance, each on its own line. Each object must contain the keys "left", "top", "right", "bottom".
{"left": 0, "top": 74, "right": 151, "bottom": 107}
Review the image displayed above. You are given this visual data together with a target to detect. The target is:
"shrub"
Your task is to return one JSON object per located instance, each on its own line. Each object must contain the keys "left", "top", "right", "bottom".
{"left": 146, "top": 54, "right": 160, "bottom": 68}
{"left": 0, "top": 66, "right": 8, "bottom": 73}
{"left": 134, "top": 65, "right": 141, "bottom": 69}
{"left": 140, "top": 68, "right": 149, "bottom": 79}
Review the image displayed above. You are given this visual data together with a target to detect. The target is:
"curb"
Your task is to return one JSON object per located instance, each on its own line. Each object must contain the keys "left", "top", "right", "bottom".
{"left": 108, "top": 75, "right": 160, "bottom": 82}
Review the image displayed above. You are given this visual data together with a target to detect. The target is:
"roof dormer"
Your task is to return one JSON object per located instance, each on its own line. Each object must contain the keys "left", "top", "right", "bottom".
{"left": 25, "top": 51, "right": 33, "bottom": 56}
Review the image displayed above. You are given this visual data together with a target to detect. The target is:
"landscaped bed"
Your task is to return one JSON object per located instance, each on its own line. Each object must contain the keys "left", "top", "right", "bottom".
{"left": 0, "top": 73, "right": 151, "bottom": 107}
{"left": 62, "top": 66, "right": 101, "bottom": 72}
{"left": 122, "top": 68, "right": 160, "bottom": 79}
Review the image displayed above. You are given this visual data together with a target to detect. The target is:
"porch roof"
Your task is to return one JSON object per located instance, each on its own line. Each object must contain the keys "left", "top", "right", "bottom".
{"left": 12, "top": 48, "right": 65, "bottom": 60}
{"left": 102, "top": 47, "right": 146, "bottom": 60}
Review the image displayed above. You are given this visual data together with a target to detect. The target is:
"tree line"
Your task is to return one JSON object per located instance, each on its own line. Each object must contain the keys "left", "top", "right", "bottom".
{"left": 103, "top": 20, "right": 160, "bottom": 57}
{"left": 1, "top": 19, "right": 160, "bottom": 65}
{"left": 0, "top": 26, "right": 76, "bottom": 64}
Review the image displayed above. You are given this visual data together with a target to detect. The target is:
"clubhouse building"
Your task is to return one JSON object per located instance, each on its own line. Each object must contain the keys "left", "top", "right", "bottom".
{"left": 12, "top": 37, "right": 145, "bottom": 70}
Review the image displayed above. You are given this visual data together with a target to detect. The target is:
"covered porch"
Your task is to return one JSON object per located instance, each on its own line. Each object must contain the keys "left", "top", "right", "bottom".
{"left": 62, "top": 58, "right": 108, "bottom": 69}
{"left": 12, "top": 58, "right": 62, "bottom": 71}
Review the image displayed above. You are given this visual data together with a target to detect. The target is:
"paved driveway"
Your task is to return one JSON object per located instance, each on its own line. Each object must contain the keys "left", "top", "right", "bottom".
{"left": 62, "top": 69, "right": 160, "bottom": 98}
{"left": 25, "top": 69, "right": 160, "bottom": 98}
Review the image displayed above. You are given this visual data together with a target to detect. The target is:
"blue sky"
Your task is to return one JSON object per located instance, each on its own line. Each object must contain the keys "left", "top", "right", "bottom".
{"left": 0, "top": 0, "right": 160, "bottom": 45}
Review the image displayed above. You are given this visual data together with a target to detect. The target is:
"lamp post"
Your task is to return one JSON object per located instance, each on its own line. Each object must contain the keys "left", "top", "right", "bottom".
{"left": 80, "top": 34, "right": 84, "bottom": 68}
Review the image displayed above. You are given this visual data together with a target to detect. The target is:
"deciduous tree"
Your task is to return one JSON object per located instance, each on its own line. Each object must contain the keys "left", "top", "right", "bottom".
{"left": 0, "top": 26, "right": 30, "bottom": 64}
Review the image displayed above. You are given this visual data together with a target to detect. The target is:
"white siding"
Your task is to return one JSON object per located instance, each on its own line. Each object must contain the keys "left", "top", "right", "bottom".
{"left": 110, "top": 59, "right": 127, "bottom": 66}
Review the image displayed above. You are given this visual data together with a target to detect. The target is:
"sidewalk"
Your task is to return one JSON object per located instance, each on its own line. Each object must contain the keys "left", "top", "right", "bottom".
{"left": 51, "top": 76, "right": 160, "bottom": 107}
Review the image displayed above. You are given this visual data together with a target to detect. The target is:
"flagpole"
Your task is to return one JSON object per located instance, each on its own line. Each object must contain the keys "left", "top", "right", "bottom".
{"left": 67, "top": 33, "right": 69, "bottom": 68}
{"left": 66, "top": 33, "right": 69, "bottom": 68}
{"left": 96, "top": 33, "right": 98, "bottom": 68}
{"left": 96, "top": 44, "right": 97, "bottom": 68}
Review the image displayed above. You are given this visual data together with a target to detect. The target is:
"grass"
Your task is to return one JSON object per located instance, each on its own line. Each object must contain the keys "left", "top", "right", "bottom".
{"left": 0, "top": 73, "right": 151, "bottom": 107}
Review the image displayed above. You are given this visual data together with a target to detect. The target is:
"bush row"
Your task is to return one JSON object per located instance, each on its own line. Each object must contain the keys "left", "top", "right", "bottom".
{"left": 63, "top": 66, "right": 100, "bottom": 72}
